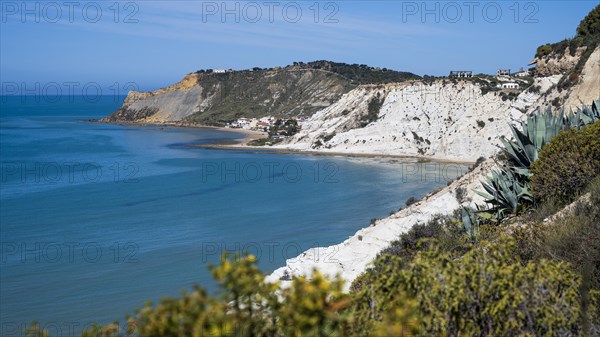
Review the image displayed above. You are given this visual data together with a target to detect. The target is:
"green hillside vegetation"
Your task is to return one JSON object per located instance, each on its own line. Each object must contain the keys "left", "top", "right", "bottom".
{"left": 183, "top": 69, "right": 354, "bottom": 125}
{"left": 185, "top": 61, "right": 419, "bottom": 125}
{"left": 283, "top": 60, "right": 421, "bottom": 84}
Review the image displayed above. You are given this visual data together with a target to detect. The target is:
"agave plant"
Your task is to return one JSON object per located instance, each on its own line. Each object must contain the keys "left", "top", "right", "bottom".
{"left": 475, "top": 169, "right": 532, "bottom": 221}
{"left": 478, "top": 99, "right": 600, "bottom": 221}
{"left": 564, "top": 98, "right": 600, "bottom": 128}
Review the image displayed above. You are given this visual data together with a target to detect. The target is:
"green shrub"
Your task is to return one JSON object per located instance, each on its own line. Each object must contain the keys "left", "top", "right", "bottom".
{"left": 509, "top": 177, "right": 600, "bottom": 333}
{"left": 277, "top": 272, "right": 350, "bottom": 337}
{"left": 576, "top": 4, "right": 600, "bottom": 38}
{"left": 474, "top": 156, "right": 486, "bottom": 167}
{"left": 349, "top": 214, "right": 462, "bottom": 300}
{"left": 513, "top": 183, "right": 600, "bottom": 285}
{"left": 536, "top": 44, "right": 553, "bottom": 57}
{"left": 530, "top": 121, "right": 600, "bottom": 203}
{"left": 359, "top": 96, "right": 384, "bottom": 127}
{"left": 353, "top": 237, "right": 589, "bottom": 337}
{"left": 322, "top": 132, "right": 336, "bottom": 142}
{"left": 377, "top": 214, "right": 467, "bottom": 260}
{"left": 455, "top": 187, "right": 466, "bottom": 202}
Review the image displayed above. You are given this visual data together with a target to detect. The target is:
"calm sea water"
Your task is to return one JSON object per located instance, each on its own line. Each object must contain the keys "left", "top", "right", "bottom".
{"left": 0, "top": 96, "right": 467, "bottom": 335}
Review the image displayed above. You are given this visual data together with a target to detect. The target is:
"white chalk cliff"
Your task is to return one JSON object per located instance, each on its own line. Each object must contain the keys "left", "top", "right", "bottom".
{"left": 273, "top": 77, "right": 560, "bottom": 162}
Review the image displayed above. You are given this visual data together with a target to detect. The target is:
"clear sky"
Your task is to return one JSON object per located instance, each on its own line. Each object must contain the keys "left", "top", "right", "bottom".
{"left": 1, "top": 1, "right": 598, "bottom": 93}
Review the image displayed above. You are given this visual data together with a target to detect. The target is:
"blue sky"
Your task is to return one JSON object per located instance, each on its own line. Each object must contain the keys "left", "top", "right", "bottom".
{"left": 1, "top": 1, "right": 598, "bottom": 92}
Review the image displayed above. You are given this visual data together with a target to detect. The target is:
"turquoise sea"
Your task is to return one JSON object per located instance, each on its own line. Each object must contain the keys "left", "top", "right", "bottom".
{"left": 0, "top": 96, "right": 467, "bottom": 335}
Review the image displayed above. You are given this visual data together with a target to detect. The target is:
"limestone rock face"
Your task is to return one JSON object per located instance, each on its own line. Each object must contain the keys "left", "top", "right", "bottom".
{"left": 274, "top": 78, "right": 559, "bottom": 162}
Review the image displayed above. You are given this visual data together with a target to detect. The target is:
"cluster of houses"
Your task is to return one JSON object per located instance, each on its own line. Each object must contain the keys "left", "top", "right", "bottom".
{"left": 226, "top": 116, "right": 304, "bottom": 134}
{"left": 227, "top": 117, "right": 275, "bottom": 131}
{"left": 448, "top": 67, "right": 532, "bottom": 79}
{"left": 447, "top": 67, "right": 535, "bottom": 91}
{"left": 496, "top": 67, "right": 530, "bottom": 78}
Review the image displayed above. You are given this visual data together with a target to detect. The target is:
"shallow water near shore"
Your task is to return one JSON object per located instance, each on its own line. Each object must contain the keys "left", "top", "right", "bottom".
{"left": 0, "top": 96, "right": 467, "bottom": 334}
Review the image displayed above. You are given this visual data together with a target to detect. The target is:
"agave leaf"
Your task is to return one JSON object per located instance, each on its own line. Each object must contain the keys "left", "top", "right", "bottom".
{"left": 461, "top": 207, "right": 472, "bottom": 232}
{"left": 509, "top": 144, "right": 531, "bottom": 168}
{"left": 512, "top": 167, "right": 532, "bottom": 176}
{"left": 536, "top": 112, "right": 547, "bottom": 146}
{"left": 500, "top": 180, "right": 517, "bottom": 210}
{"left": 512, "top": 125, "right": 530, "bottom": 150}
{"left": 474, "top": 189, "right": 495, "bottom": 201}
{"left": 522, "top": 143, "right": 537, "bottom": 166}
{"left": 501, "top": 138, "right": 527, "bottom": 167}
{"left": 526, "top": 116, "right": 535, "bottom": 142}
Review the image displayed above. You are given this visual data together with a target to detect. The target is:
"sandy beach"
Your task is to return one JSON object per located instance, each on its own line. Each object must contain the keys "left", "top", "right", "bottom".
{"left": 198, "top": 141, "right": 476, "bottom": 165}
{"left": 215, "top": 130, "right": 478, "bottom": 166}
{"left": 213, "top": 127, "right": 268, "bottom": 146}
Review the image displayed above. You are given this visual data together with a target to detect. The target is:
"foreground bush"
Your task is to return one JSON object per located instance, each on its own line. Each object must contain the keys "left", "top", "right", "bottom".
{"left": 134, "top": 254, "right": 350, "bottom": 337}
{"left": 530, "top": 121, "right": 600, "bottom": 203}
{"left": 353, "top": 237, "right": 589, "bottom": 336}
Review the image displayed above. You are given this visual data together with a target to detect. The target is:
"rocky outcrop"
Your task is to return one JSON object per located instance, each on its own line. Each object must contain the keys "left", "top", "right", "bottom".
{"left": 527, "top": 45, "right": 600, "bottom": 112}
{"left": 531, "top": 46, "right": 588, "bottom": 76}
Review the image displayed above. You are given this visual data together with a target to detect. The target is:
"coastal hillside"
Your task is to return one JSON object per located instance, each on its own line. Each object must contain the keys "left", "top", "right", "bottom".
{"left": 102, "top": 61, "right": 420, "bottom": 126}
{"left": 24, "top": 5, "right": 600, "bottom": 337}
{"left": 272, "top": 10, "right": 600, "bottom": 162}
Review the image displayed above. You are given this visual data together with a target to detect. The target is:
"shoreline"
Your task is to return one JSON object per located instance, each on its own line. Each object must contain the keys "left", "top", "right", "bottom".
{"left": 90, "top": 119, "right": 475, "bottom": 164}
